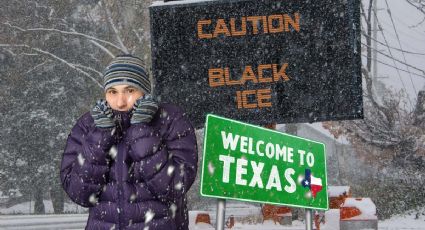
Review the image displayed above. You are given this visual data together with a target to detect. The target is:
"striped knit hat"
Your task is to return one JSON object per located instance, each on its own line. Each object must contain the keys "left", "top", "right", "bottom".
{"left": 103, "top": 54, "right": 151, "bottom": 94}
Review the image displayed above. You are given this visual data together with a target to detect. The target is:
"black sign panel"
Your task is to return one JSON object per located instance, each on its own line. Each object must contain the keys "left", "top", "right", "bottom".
{"left": 150, "top": 0, "right": 362, "bottom": 128}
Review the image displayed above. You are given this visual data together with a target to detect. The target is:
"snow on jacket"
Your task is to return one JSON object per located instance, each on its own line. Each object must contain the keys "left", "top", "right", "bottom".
{"left": 60, "top": 103, "right": 198, "bottom": 230}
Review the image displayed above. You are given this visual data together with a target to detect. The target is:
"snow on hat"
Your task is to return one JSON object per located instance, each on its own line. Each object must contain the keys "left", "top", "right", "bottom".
{"left": 103, "top": 54, "right": 151, "bottom": 94}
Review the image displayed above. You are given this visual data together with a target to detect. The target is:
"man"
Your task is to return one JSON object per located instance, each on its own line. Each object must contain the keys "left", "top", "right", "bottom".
{"left": 60, "top": 54, "right": 198, "bottom": 230}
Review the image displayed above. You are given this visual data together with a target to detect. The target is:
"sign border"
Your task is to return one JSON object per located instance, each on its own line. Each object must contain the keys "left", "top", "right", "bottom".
{"left": 149, "top": 0, "right": 363, "bottom": 128}
{"left": 200, "top": 113, "right": 329, "bottom": 210}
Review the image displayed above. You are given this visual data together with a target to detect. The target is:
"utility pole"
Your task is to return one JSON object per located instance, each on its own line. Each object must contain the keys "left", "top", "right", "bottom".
{"left": 372, "top": 0, "right": 379, "bottom": 97}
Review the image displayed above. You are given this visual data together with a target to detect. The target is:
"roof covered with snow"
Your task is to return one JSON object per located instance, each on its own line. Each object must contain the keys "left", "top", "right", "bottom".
{"left": 328, "top": 186, "right": 351, "bottom": 197}
{"left": 342, "top": 198, "right": 377, "bottom": 220}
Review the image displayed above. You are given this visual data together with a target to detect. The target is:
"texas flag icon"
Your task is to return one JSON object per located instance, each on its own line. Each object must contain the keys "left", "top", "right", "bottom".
{"left": 301, "top": 169, "right": 323, "bottom": 198}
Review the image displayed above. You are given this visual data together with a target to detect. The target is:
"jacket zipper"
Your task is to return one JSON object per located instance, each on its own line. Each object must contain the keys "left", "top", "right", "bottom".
{"left": 115, "top": 114, "right": 124, "bottom": 229}
{"left": 116, "top": 114, "right": 123, "bottom": 136}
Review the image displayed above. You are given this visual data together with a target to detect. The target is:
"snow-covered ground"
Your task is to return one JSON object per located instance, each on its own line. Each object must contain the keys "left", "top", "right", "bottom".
{"left": 0, "top": 200, "right": 87, "bottom": 215}
{"left": 188, "top": 209, "right": 425, "bottom": 230}
{"left": 378, "top": 210, "right": 425, "bottom": 230}
{"left": 0, "top": 201, "right": 424, "bottom": 229}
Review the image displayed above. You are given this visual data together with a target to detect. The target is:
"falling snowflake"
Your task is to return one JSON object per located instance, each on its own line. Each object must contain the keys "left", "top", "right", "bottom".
{"left": 167, "top": 165, "right": 175, "bottom": 176}
{"left": 155, "top": 163, "right": 162, "bottom": 170}
{"left": 304, "top": 191, "right": 312, "bottom": 199}
{"left": 145, "top": 210, "right": 155, "bottom": 224}
{"left": 297, "top": 174, "right": 304, "bottom": 185}
{"left": 170, "top": 203, "right": 177, "bottom": 218}
{"left": 161, "top": 110, "right": 168, "bottom": 118}
{"left": 109, "top": 145, "right": 118, "bottom": 159}
{"left": 77, "top": 153, "right": 85, "bottom": 166}
{"left": 89, "top": 193, "right": 98, "bottom": 204}
{"left": 208, "top": 161, "right": 215, "bottom": 175}
{"left": 175, "top": 182, "right": 183, "bottom": 190}
{"left": 130, "top": 193, "right": 137, "bottom": 202}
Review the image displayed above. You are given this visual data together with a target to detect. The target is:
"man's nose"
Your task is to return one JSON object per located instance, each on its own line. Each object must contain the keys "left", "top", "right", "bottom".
{"left": 116, "top": 93, "right": 127, "bottom": 109}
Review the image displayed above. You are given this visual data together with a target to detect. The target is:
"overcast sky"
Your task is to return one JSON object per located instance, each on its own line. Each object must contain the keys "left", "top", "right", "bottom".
{"left": 364, "top": 0, "right": 425, "bottom": 106}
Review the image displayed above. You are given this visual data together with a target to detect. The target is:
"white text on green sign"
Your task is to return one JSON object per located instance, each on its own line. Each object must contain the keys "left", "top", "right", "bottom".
{"left": 200, "top": 114, "right": 329, "bottom": 210}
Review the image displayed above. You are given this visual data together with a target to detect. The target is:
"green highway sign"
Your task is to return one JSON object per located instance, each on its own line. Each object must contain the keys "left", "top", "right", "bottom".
{"left": 200, "top": 114, "right": 329, "bottom": 210}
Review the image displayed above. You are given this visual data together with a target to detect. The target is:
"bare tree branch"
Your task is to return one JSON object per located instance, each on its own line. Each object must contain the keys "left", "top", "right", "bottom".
{"left": 101, "top": 0, "right": 129, "bottom": 54}
{"left": 362, "top": 67, "right": 398, "bottom": 126}
{"left": 409, "top": 16, "right": 425, "bottom": 28}
{"left": 362, "top": 67, "right": 384, "bottom": 110}
{"left": 21, "top": 53, "right": 39, "bottom": 56}
{"left": 406, "top": 0, "right": 425, "bottom": 15}
{"left": 0, "top": 44, "right": 103, "bottom": 88}
{"left": 89, "top": 40, "right": 115, "bottom": 58}
{"left": 3, "top": 22, "right": 126, "bottom": 54}
{"left": 74, "top": 64, "right": 103, "bottom": 77}
{"left": 26, "top": 60, "right": 51, "bottom": 74}
{"left": 133, "top": 29, "right": 143, "bottom": 44}
{"left": 32, "top": 47, "right": 103, "bottom": 88}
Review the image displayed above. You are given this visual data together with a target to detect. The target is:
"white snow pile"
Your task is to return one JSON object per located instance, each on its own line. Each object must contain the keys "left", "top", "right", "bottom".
{"left": 341, "top": 198, "right": 377, "bottom": 220}
{"left": 379, "top": 207, "right": 425, "bottom": 229}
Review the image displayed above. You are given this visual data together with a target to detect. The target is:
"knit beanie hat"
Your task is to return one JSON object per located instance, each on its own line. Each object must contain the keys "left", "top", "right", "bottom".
{"left": 103, "top": 54, "right": 151, "bottom": 94}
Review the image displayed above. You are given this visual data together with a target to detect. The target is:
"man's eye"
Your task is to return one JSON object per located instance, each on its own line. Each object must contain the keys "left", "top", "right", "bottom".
{"left": 128, "top": 89, "right": 135, "bottom": 93}
{"left": 108, "top": 91, "right": 116, "bottom": 94}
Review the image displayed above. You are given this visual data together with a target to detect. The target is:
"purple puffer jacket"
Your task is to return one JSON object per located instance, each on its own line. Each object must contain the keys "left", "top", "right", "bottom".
{"left": 60, "top": 103, "right": 198, "bottom": 230}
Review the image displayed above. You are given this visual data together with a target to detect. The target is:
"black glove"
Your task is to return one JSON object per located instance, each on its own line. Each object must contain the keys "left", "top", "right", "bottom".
{"left": 90, "top": 99, "right": 115, "bottom": 128}
{"left": 131, "top": 94, "right": 159, "bottom": 124}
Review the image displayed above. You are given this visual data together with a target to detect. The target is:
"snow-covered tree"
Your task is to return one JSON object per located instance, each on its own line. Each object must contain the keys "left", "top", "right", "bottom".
{"left": 0, "top": 0, "right": 152, "bottom": 214}
{"left": 321, "top": 0, "right": 425, "bottom": 218}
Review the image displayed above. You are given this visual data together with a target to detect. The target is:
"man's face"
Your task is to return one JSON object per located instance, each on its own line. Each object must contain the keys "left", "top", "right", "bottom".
{"left": 105, "top": 84, "right": 144, "bottom": 111}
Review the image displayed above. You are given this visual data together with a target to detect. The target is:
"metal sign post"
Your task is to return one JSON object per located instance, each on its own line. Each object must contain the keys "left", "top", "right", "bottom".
{"left": 305, "top": 209, "right": 313, "bottom": 230}
{"left": 216, "top": 199, "right": 226, "bottom": 230}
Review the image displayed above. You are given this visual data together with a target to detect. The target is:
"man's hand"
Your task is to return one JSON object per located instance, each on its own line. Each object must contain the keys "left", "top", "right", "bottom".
{"left": 131, "top": 94, "right": 158, "bottom": 124}
{"left": 91, "top": 99, "right": 115, "bottom": 128}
